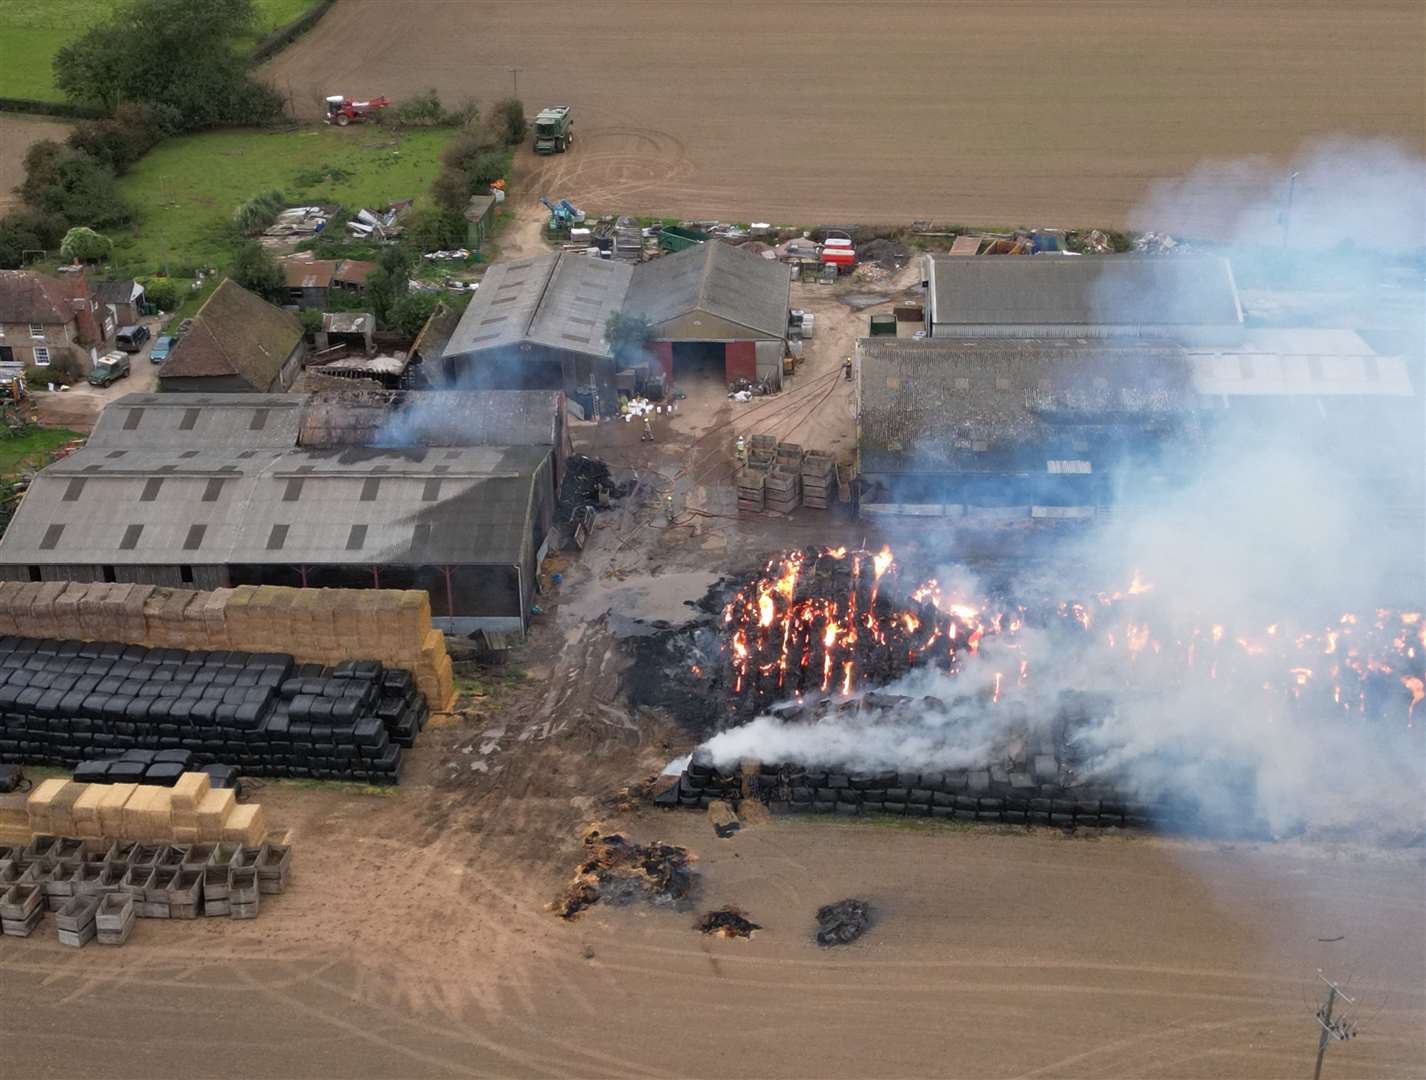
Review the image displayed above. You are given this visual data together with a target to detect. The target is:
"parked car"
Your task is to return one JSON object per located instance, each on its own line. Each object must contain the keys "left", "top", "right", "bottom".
{"left": 115, "top": 325, "right": 150, "bottom": 353}
{"left": 150, "top": 335, "right": 176, "bottom": 364}
{"left": 87, "top": 351, "right": 130, "bottom": 387}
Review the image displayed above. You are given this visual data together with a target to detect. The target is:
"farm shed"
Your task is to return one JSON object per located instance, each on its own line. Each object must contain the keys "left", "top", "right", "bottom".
{"left": 922, "top": 254, "right": 1243, "bottom": 344}
{"left": 2, "top": 390, "right": 562, "bottom": 634}
{"left": 854, "top": 337, "right": 1194, "bottom": 520}
{"left": 0, "top": 442, "right": 554, "bottom": 635}
{"left": 157, "top": 279, "right": 306, "bottom": 393}
{"left": 624, "top": 241, "right": 791, "bottom": 387}
{"left": 464, "top": 194, "right": 497, "bottom": 250}
{"left": 441, "top": 253, "right": 631, "bottom": 403}
{"left": 91, "top": 279, "right": 146, "bottom": 330}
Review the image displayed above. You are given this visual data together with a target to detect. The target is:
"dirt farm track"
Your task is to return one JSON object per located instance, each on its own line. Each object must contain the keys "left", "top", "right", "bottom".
{"left": 262, "top": 0, "right": 1426, "bottom": 231}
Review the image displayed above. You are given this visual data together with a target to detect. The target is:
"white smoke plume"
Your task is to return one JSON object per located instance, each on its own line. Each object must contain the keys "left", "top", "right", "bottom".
{"left": 701, "top": 137, "right": 1426, "bottom": 838}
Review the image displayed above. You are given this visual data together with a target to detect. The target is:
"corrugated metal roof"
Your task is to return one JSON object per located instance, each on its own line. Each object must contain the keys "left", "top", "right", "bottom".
{"left": 87, "top": 392, "right": 305, "bottom": 449}
{"left": 525, "top": 256, "right": 630, "bottom": 355}
{"left": 444, "top": 254, "right": 560, "bottom": 357}
{"left": 0, "top": 444, "right": 548, "bottom": 568}
{"left": 926, "top": 254, "right": 1243, "bottom": 328}
{"left": 856, "top": 337, "right": 1192, "bottom": 474}
{"left": 1184, "top": 328, "right": 1412, "bottom": 397}
{"left": 445, "top": 242, "right": 791, "bottom": 362}
{"left": 626, "top": 241, "right": 790, "bottom": 339}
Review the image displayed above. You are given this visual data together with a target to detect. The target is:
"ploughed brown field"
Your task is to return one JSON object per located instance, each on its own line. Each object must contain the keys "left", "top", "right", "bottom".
{"left": 4, "top": 783, "right": 1423, "bottom": 1079}
{"left": 0, "top": 116, "right": 72, "bottom": 212}
{"left": 260, "top": 0, "right": 1425, "bottom": 232}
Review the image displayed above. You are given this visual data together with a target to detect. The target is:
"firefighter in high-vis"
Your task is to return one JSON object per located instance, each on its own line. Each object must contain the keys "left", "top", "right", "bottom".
{"left": 735, "top": 434, "right": 747, "bottom": 466}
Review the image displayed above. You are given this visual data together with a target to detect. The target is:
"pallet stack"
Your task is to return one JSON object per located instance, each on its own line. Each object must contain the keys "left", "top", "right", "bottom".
{"left": 801, "top": 452, "right": 836, "bottom": 509}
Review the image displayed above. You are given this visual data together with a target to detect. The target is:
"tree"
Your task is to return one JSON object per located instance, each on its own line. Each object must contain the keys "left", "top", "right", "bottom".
{"left": 490, "top": 98, "right": 527, "bottom": 145}
{"left": 230, "top": 241, "right": 283, "bottom": 301}
{"left": 404, "top": 207, "right": 466, "bottom": 253}
{"left": 387, "top": 291, "right": 440, "bottom": 338}
{"left": 140, "top": 276, "right": 182, "bottom": 311}
{"left": 59, "top": 227, "right": 112, "bottom": 263}
{"left": 0, "top": 209, "right": 67, "bottom": 269}
{"left": 465, "top": 151, "right": 508, "bottom": 187}
{"left": 606, "top": 311, "right": 654, "bottom": 362}
{"left": 53, "top": 0, "right": 285, "bottom": 131}
{"left": 430, "top": 168, "right": 469, "bottom": 214}
{"left": 20, "top": 143, "right": 129, "bottom": 229}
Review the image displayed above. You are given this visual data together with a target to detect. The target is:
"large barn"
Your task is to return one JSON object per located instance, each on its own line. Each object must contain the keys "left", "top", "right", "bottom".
{"left": 624, "top": 241, "right": 792, "bottom": 388}
{"left": 922, "top": 254, "right": 1244, "bottom": 343}
{"left": 439, "top": 253, "right": 631, "bottom": 401}
{"left": 441, "top": 241, "right": 791, "bottom": 407}
{"left": 0, "top": 393, "right": 564, "bottom": 635}
{"left": 854, "top": 337, "right": 1195, "bottom": 520}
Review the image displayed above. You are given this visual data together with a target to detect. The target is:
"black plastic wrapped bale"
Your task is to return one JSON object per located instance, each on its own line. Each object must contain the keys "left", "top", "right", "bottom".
{"left": 0, "top": 636, "right": 426, "bottom": 784}
{"left": 72, "top": 759, "right": 113, "bottom": 784}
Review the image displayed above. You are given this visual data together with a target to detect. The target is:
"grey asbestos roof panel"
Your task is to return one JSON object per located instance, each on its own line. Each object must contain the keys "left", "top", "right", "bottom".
{"left": 855, "top": 337, "right": 1192, "bottom": 473}
{"left": 524, "top": 255, "right": 630, "bottom": 357}
{"left": 0, "top": 443, "right": 547, "bottom": 568}
{"left": 87, "top": 393, "right": 306, "bottom": 450}
{"left": 626, "top": 241, "right": 790, "bottom": 340}
{"left": 926, "top": 254, "right": 1242, "bottom": 327}
{"left": 443, "top": 254, "right": 559, "bottom": 357}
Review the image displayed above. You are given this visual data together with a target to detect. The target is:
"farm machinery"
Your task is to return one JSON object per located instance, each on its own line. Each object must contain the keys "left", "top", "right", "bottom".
{"left": 540, "top": 197, "right": 586, "bottom": 231}
{"left": 324, "top": 95, "right": 391, "bottom": 126}
{"left": 533, "top": 105, "right": 574, "bottom": 153}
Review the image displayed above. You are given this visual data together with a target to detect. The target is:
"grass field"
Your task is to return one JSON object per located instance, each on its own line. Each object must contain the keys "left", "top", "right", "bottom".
{"left": 111, "top": 125, "right": 453, "bottom": 274}
{"left": 0, "top": 0, "right": 312, "bottom": 101}
{"left": 0, "top": 426, "right": 82, "bottom": 477}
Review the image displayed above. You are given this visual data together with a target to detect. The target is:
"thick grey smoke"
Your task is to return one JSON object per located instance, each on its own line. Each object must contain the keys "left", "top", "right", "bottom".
{"left": 1124, "top": 136, "right": 1426, "bottom": 252}
{"left": 702, "top": 137, "right": 1426, "bottom": 838}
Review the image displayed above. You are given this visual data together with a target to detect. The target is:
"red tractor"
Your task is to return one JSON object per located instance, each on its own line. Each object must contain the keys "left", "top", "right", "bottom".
{"left": 324, "top": 95, "right": 391, "bottom": 126}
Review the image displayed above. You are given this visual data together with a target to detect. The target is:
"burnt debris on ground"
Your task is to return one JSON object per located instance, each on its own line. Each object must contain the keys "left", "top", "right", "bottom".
{"left": 554, "top": 828, "right": 697, "bottom": 919}
{"left": 696, "top": 906, "right": 761, "bottom": 938}
{"left": 816, "top": 898, "right": 873, "bottom": 947}
{"left": 558, "top": 454, "right": 635, "bottom": 517}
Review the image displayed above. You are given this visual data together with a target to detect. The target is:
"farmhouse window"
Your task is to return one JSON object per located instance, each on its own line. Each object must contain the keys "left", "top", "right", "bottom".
{"left": 29, "top": 323, "right": 44, "bottom": 339}
{"left": 32, "top": 346, "right": 50, "bottom": 366}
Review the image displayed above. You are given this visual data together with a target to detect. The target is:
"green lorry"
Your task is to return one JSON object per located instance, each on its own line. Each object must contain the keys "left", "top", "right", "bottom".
{"left": 533, "top": 105, "right": 573, "bottom": 154}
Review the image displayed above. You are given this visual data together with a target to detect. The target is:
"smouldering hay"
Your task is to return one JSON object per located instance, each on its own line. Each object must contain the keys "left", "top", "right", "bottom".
{"left": 816, "top": 898, "right": 873, "bottom": 946}
{"left": 695, "top": 906, "right": 761, "bottom": 938}
{"left": 553, "top": 828, "right": 697, "bottom": 919}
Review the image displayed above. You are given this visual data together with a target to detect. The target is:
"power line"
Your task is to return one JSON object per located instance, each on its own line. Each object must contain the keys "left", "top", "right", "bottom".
{"left": 1312, "top": 971, "right": 1357, "bottom": 1080}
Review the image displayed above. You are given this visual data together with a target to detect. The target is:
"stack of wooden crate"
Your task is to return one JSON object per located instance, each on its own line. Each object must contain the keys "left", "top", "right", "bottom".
{"left": 801, "top": 452, "right": 836, "bottom": 509}
{"left": 747, "top": 434, "right": 776, "bottom": 472}
{"left": 765, "top": 465, "right": 801, "bottom": 514}
{"left": 736, "top": 468, "right": 766, "bottom": 512}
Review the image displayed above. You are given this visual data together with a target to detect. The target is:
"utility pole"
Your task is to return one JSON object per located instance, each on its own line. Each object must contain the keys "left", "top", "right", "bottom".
{"left": 1312, "top": 971, "right": 1357, "bottom": 1080}
{"left": 509, "top": 67, "right": 521, "bottom": 97}
{"left": 1280, "top": 169, "right": 1300, "bottom": 249}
